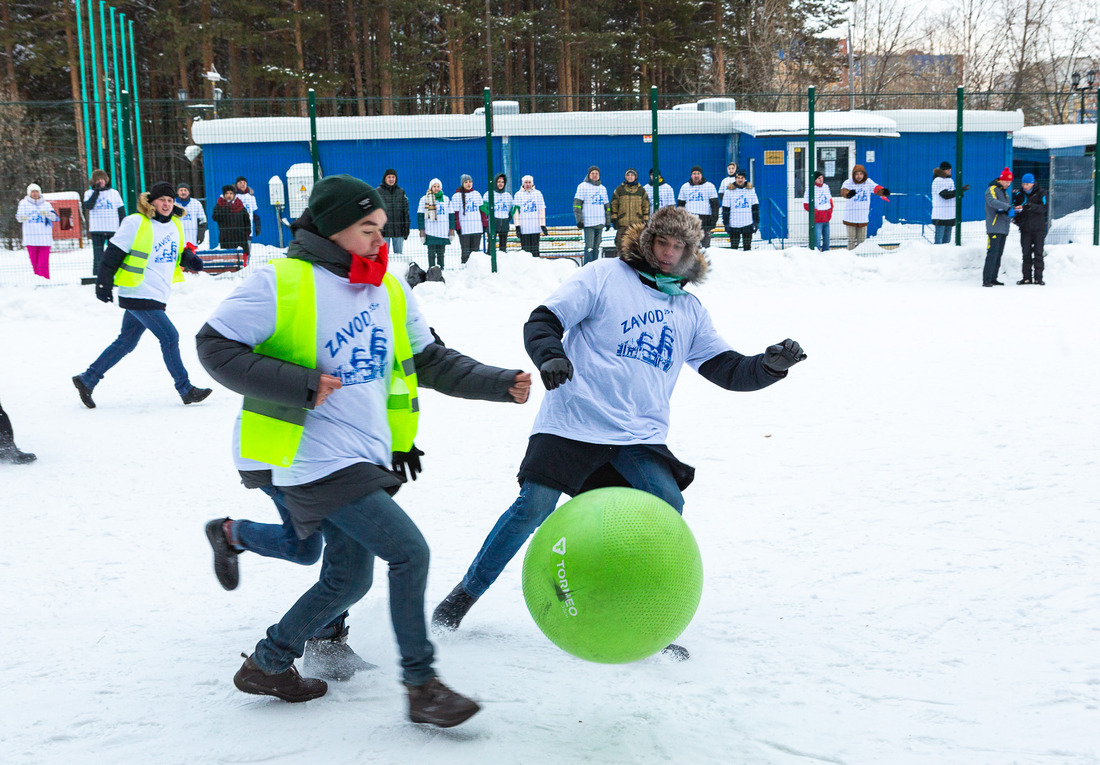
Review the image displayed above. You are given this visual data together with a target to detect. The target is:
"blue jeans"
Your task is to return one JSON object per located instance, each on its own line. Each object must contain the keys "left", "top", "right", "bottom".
{"left": 385, "top": 237, "right": 404, "bottom": 255}
{"left": 814, "top": 222, "right": 830, "bottom": 251}
{"left": 934, "top": 224, "right": 953, "bottom": 244}
{"left": 253, "top": 489, "right": 434, "bottom": 685}
{"left": 80, "top": 309, "right": 191, "bottom": 395}
{"left": 461, "top": 446, "right": 685, "bottom": 598}
{"left": 582, "top": 226, "right": 603, "bottom": 264}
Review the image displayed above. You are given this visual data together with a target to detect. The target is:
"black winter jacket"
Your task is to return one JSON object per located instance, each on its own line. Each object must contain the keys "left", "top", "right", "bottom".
{"left": 1012, "top": 184, "right": 1048, "bottom": 233}
{"left": 378, "top": 181, "right": 412, "bottom": 239}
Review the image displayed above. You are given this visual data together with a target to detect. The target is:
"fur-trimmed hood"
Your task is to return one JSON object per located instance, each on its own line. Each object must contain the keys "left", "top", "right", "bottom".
{"left": 137, "top": 191, "right": 185, "bottom": 220}
{"left": 618, "top": 206, "right": 708, "bottom": 285}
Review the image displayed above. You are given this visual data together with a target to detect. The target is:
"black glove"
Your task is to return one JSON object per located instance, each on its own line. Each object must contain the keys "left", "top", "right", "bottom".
{"left": 391, "top": 445, "right": 425, "bottom": 482}
{"left": 576, "top": 222, "right": 584, "bottom": 230}
{"left": 960, "top": 184, "right": 971, "bottom": 193}
{"left": 540, "top": 225, "right": 548, "bottom": 235}
{"left": 197, "top": 221, "right": 207, "bottom": 242}
{"left": 539, "top": 357, "right": 574, "bottom": 390}
{"left": 878, "top": 187, "right": 891, "bottom": 198}
{"left": 95, "top": 282, "right": 113, "bottom": 303}
{"left": 763, "top": 339, "right": 806, "bottom": 373}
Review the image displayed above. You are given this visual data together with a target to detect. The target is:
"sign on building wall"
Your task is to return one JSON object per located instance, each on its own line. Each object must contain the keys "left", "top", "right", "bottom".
{"left": 764, "top": 151, "right": 784, "bottom": 165}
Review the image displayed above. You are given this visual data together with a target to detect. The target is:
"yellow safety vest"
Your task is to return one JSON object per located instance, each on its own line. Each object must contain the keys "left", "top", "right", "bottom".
{"left": 239, "top": 257, "right": 419, "bottom": 467}
{"left": 113, "top": 215, "right": 186, "bottom": 287}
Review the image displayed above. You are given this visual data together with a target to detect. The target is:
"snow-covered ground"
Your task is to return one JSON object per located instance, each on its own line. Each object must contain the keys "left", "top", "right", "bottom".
{"left": 2, "top": 239, "right": 1099, "bottom": 764}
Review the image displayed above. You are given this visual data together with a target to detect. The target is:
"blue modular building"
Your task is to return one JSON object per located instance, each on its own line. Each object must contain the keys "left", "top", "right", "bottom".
{"left": 191, "top": 105, "right": 1023, "bottom": 249}
{"left": 1012, "top": 125, "right": 1097, "bottom": 220}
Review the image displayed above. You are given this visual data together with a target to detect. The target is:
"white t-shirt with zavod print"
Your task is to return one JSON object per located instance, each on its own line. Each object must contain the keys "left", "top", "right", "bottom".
{"left": 534, "top": 257, "right": 733, "bottom": 445}
{"left": 110, "top": 214, "right": 183, "bottom": 304}
{"left": 205, "top": 263, "right": 434, "bottom": 485}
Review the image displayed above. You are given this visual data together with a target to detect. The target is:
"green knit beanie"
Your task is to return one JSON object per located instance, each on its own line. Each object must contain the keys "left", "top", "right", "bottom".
{"left": 308, "top": 174, "right": 386, "bottom": 237}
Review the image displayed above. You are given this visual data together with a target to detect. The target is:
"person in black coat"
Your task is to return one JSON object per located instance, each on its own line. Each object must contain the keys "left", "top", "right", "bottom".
{"left": 1012, "top": 173, "right": 1048, "bottom": 285}
{"left": 378, "top": 169, "right": 411, "bottom": 255}
{"left": 211, "top": 186, "right": 252, "bottom": 256}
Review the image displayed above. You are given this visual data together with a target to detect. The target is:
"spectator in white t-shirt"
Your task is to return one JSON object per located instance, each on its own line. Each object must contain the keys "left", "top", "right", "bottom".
{"left": 930, "top": 161, "right": 968, "bottom": 245}
{"left": 839, "top": 164, "right": 889, "bottom": 250}
{"left": 176, "top": 183, "right": 207, "bottom": 247}
{"left": 677, "top": 166, "right": 719, "bottom": 248}
{"left": 512, "top": 174, "right": 547, "bottom": 257}
{"left": 16, "top": 183, "right": 58, "bottom": 279}
{"left": 82, "top": 169, "right": 126, "bottom": 278}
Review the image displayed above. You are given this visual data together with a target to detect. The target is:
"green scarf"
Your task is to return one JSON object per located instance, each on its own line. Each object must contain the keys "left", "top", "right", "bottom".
{"left": 433, "top": 191, "right": 445, "bottom": 201}
{"left": 637, "top": 269, "right": 688, "bottom": 296}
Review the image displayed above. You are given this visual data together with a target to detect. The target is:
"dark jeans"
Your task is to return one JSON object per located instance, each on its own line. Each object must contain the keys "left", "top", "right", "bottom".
{"left": 427, "top": 244, "right": 446, "bottom": 270}
{"left": 459, "top": 233, "right": 481, "bottom": 264}
{"left": 252, "top": 489, "right": 435, "bottom": 685}
{"left": 1021, "top": 229, "right": 1045, "bottom": 280}
{"left": 460, "top": 446, "right": 685, "bottom": 599}
{"left": 983, "top": 233, "right": 1007, "bottom": 284}
{"left": 520, "top": 232, "right": 541, "bottom": 257}
{"left": 79, "top": 309, "right": 191, "bottom": 395}
{"left": 90, "top": 232, "right": 110, "bottom": 277}
{"left": 495, "top": 220, "right": 510, "bottom": 251}
{"left": 729, "top": 225, "right": 754, "bottom": 251}
{"left": 582, "top": 226, "right": 603, "bottom": 264}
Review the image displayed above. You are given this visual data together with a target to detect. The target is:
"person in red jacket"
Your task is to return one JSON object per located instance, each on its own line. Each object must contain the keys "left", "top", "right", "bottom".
{"left": 803, "top": 171, "right": 833, "bottom": 251}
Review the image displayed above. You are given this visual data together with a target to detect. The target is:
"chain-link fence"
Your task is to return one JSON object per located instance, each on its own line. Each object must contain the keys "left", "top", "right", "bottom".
{"left": 2, "top": 89, "right": 1097, "bottom": 287}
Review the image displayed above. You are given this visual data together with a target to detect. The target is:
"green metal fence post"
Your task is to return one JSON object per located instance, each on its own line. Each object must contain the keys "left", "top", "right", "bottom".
{"left": 111, "top": 8, "right": 128, "bottom": 209}
{"left": 128, "top": 19, "right": 144, "bottom": 192}
{"left": 650, "top": 85, "right": 659, "bottom": 213}
{"left": 75, "top": 0, "right": 93, "bottom": 178}
{"left": 808, "top": 86, "right": 816, "bottom": 250}
{"left": 1093, "top": 88, "right": 1099, "bottom": 247}
{"left": 955, "top": 86, "right": 964, "bottom": 246}
{"left": 484, "top": 88, "right": 497, "bottom": 274}
{"left": 120, "top": 91, "right": 137, "bottom": 213}
{"left": 308, "top": 89, "right": 320, "bottom": 182}
{"left": 100, "top": 2, "right": 116, "bottom": 187}
{"left": 87, "top": 0, "right": 104, "bottom": 169}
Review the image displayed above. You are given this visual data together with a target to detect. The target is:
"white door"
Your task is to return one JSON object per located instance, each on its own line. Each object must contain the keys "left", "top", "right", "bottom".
{"left": 787, "top": 141, "right": 855, "bottom": 246}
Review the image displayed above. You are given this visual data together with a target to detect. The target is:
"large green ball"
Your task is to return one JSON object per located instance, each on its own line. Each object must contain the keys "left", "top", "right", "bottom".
{"left": 521, "top": 487, "right": 703, "bottom": 663}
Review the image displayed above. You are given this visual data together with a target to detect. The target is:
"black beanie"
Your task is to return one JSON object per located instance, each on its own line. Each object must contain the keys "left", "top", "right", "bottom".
{"left": 939, "top": 161, "right": 952, "bottom": 170}
{"left": 309, "top": 174, "right": 386, "bottom": 237}
{"left": 382, "top": 169, "right": 397, "bottom": 184}
{"left": 690, "top": 165, "right": 703, "bottom": 174}
{"left": 176, "top": 182, "right": 191, "bottom": 193}
{"left": 148, "top": 181, "right": 175, "bottom": 201}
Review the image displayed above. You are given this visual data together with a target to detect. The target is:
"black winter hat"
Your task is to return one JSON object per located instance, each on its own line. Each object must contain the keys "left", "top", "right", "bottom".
{"left": 221, "top": 185, "right": 235, "bottom": 194}
{"left": 176, "top": 182, "right": 191, "bottom": 193}
{"left": 690, "top": 165, "right": 703, "bottom": 175}
{"left": 812, "top": 170, "right": 824, "bottom": 180}
{"left": 148, "top": 181, "right": 175, "bottom": 201}
{"left": 939, "top": 161, "right": 952, "bottom": 170}
{"left": 236, "top": 176, "right": 248, "bottom": 183}
{"left": 309, "top": 174, "right": 386, "bottom": 237}
{"left": 495, "top": 173, "right": 507, "bottom": 185}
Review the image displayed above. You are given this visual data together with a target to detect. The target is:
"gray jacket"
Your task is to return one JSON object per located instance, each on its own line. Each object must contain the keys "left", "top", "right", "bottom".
{"left": 984, "top": 181, "right": 1012, "bottom": 234}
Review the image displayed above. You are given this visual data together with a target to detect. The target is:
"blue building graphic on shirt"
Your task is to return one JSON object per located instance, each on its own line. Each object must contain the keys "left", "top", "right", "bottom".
{"left": 333, "top": 327, "right": 388, "bottom": 385}
{"left": 617, "top": 324, "right": 674, "bottom": 372}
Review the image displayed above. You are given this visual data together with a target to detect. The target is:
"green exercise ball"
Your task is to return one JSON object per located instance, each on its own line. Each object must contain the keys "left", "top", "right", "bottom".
{"left": 521, "top": 487, "right": 703, "bottom": 663}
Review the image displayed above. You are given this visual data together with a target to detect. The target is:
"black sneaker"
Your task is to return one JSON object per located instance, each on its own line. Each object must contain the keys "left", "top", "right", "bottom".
{"left": 1017, "top": 278, "right": 1032, "bottom": 285}
{"left": 405, "top": 677, "right": 480, "bottom": 727}
{"left": 72, "top": 376, "right": 96, "bottom": 409}
{"left": 205, "top": 518, "right": 240, "bottom": 590}
{"left": 303, "top": 627, "right": 376, "bottom": 681}
{"left": 0, "top": 444, "right": 36, "bottom": 464}
{"left": 233, "top": 653, "right": 327, "bottom": 703}
{"left": 1035, "top": 279, "right": 1044, "bottom": 285}
{"left": 661, "top": 643, "right": 690, "bottom": 661}
{"left": 181, "top": 387, "right": 213, "bottom": 405}
{"left": 406, "top": 261, "right": 428, "bottom": 288}
{"left": 992, "top": 280, "right": 1005, "bottom": 286}
{"left": 431, "top": 583, "right": 479, "bottom": 632}
{"left": 982, "top": 282, "right": 994, "bottom": 288}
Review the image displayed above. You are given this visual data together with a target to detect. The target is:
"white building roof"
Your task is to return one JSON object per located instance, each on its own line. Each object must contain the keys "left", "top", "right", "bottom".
{"left": 1013, "top": 124, "right": 1098, "bottom": 150}
{"left": 872, "top": 109, "right": 1024, "bottom": 133}
{"left": 723, "top": 111, "right": 899, "bottom": 138}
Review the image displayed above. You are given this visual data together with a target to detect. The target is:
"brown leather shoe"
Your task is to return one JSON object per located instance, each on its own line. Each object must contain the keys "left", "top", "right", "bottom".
{"left": 405, "top": 677, "right": 480, "bottom": 727}
{"left": 233, "top": 653, "right": 327, "bottom": 703}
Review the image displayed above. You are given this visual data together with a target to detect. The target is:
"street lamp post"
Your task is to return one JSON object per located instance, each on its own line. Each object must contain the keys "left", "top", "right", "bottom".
{"left": 1071, "top": 69, "right": 1097, "bottom": 123}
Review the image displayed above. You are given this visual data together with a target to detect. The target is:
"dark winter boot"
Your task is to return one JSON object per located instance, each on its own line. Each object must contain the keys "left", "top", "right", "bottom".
{"left": 425, "top": 265, "right": 446, "bottom": 283}
{"left": 1035, "top": 278, "right": 1044, "bottom": 285}
{"left": 405, "top": 261, "right": 427, "bottom": 288}
{"left": 661, "top": 643, "right": 690, "bottom": 662}
{"left": 1017, "top": 277, "right": 1033, "bottom": 285}
{"left": 431, "top": 583, "right": 478, "bottom": 632}
{"left": 205, "top": 518, "right": 240, "bottom": 590}
{"left": 404, "top": 677, "right": 480, "bottom": 728}
{"left": 302, "top": 623, "right": 376, "bottom": 681}
{"left": 72, "top": 375, "right": 96, "bottom": 409}
{"left": 0, "top": 443, "right": 36, "bottom": 464}
{"left": 233, "top": 653, "right": 328, "bottom": 703}
{"left": 181, "top": 386, "right": 213, "bottom": 405}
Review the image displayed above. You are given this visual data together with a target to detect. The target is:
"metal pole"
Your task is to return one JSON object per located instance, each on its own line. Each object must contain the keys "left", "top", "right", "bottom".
{"left": 484, "top": 0, "right": 492, "bottom": 92}
{"left": 100, "top": 2, "right": 116, "bottom": 188}
{"left": 1093, "top": 88, "right": 1099, "bottom": 246}
{"left": 308, "top": 89, "right": 320, "bottom": 182}
{"left": 808, "top": 85, "right": 816, "bottom": 250}
{"left": 484, "top": 87, "right": 496, "bottom": 273}
{"left": 650, "top": 85, "right": 659, "bottom": 213}
{"left": 87, "top": 0, "right": 104, "bottom": 169}
{"left": 112, "top": 9, "right": 128, "bottom": 209}
{"left": 955, "top": 86, "right": 964, "bottom": 246}
{"left": 847, "top": 23, "right": 855, "bottom": 111}
{"left": 128, "top": 20, "right": 144, "bottom": 192}
{"left": 75, "top": 0, "right": 93, "bottom": 178}
{"left": 121, "top": 91, "right": 137, "bottom": 213}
